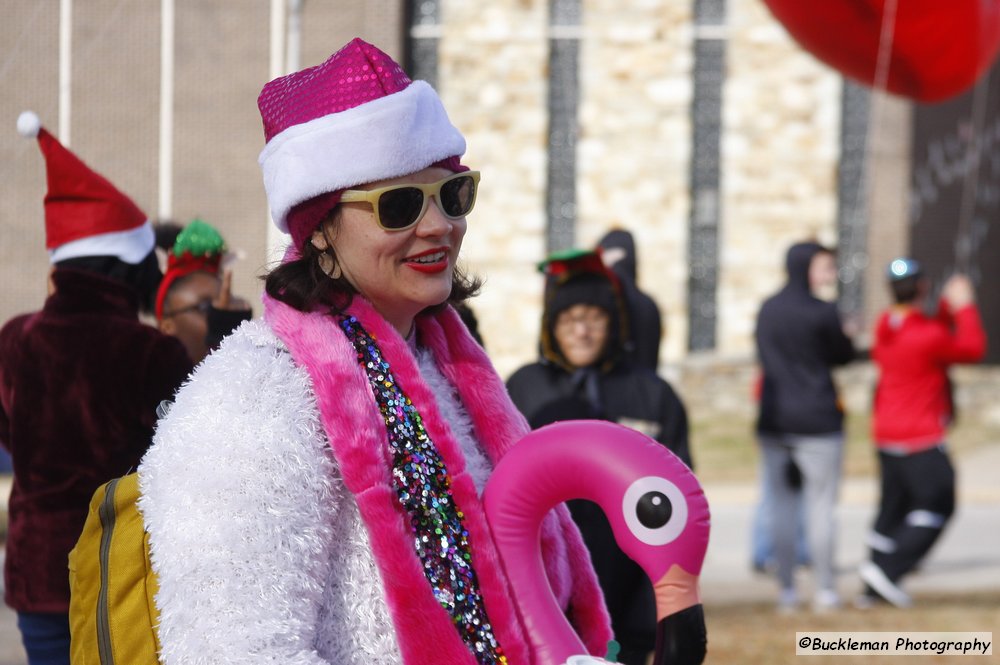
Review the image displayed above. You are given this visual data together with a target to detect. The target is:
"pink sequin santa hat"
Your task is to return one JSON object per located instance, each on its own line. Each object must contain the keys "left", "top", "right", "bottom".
{"left": 257, "top": 38, "right": 467, "bottom": 249}
{"left": 17, "top": 110, "right": 153, "bottom": 264}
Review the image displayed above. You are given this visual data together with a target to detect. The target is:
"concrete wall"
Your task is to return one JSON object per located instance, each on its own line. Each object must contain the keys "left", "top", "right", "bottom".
{"left": 0, "top": 1, "right": 397, "bottom": 326}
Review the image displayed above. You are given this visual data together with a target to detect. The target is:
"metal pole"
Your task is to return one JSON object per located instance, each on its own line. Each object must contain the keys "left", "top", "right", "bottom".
{"left": 159, "top": 0, "right": 175, "bottom": 220}
{"left": 58, "top": 0, "right": 72, "bottom": 144}
{"left": 266, "top": 0, "right": 288, "bottom": 259}
{"left": 286, "top": 0, "right": 303, "bottom": 73}
{"left": 269, "top": 0, "right": 286, "bottom": 80}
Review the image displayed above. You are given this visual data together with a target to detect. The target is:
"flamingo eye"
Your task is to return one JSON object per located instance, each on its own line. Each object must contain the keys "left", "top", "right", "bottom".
{"left": 623, "top": 476, "right": 687, "bottom": 546}
{"left": 637, "top": 491, "right": 672, "bottom": 528}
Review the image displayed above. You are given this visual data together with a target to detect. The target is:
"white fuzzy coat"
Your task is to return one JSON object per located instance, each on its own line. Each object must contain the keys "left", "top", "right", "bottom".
{"left": 138, "top": 320, "right": 493, "bottom": 665}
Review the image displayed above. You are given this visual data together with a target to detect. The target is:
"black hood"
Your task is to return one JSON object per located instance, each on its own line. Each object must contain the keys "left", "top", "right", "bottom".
{"left": 784, "top": 242, "right": 829, "bottom": 295}
{"left": 598, "top": 229, "right": 637, "bottom": 282}
{"left": 541, "top": 271, "right": 628, "bottom": 372}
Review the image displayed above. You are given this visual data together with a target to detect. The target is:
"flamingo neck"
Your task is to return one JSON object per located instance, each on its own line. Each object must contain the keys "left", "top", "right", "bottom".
{"left": 483, "top": 431, "right": 610, "bottom": 665}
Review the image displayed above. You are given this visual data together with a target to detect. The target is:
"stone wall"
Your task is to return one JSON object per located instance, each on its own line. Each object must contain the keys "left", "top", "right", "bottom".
{"left": 718, "top": 0, "right": 842, "bottom": 358}
{"left": 438, "top": 0, "right": 852, "bottom": 379}
{"left": 440, "top": 0, "right": 551, "bottom": 380}
{"left": 575, "top": 0, "right": 695, "bottom": 364}
{"left": 442, "top": 0, "right": 694, "bottom": 378}
{"left": 0, "top": 1, "right": 936, "bottom": 391}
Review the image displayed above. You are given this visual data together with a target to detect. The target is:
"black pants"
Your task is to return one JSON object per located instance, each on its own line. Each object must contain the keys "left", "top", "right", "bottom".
{"left": 870, "top": 446, "right": 955, "bottom": 582}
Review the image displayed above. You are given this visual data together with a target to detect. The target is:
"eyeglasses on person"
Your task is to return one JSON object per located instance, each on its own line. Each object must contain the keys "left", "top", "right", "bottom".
{"left": 161, "top": 299, "right": 213, "bottom": 318}
{"left": 339, "top": 171, "right": 480, "bottom": 231}
{"left": 555, "top": 310, "right": 610, "bottom": 332}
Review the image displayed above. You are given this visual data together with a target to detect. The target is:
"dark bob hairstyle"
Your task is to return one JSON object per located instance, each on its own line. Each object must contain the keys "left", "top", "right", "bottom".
{"left": 263, "top": 207, "right": 481, "bottom": 317}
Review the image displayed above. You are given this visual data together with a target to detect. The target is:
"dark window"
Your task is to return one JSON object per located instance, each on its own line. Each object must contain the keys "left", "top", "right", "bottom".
{"left": 687, "top": 0, "right": 727, "bottom": 351}
{"left": 403, "top": 0, "right": 440, "bottom": 87}
{"left": 836, "top": 80, "right": 871, "bottom": 319}
{"left": 545, "top": 0, "right": 582, "bottom": 253}
{"left": 910, "top": 62, "right": 1000, "bottom": 363}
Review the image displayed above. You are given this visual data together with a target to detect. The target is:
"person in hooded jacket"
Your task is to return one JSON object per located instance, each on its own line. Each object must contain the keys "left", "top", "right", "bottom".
{"left": 507, "top": 248, "right": 691, "bottom": 665}
{"left": 755, "top": 241, "right": 855, "bottom": 612}
{"left": 597, "top": 229, "right": 663, "bottom": 372}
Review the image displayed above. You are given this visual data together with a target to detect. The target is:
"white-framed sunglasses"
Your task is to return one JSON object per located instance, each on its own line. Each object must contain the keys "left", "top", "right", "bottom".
{"left": 339, "top": 171, "right": 480, "bottom": 231}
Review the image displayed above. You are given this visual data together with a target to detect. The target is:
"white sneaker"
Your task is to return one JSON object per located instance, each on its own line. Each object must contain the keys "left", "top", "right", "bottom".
{"left": 859, "top": 562, "right": 912, "bottom": 608}
{"left": 813, "top": 589, "right": 841, "bottom": 612}
{"left": 853, "top": 593, "right": 877, "bottom": 610}
{"left": 778, "top": 587, "right": 799, "bottom": 614}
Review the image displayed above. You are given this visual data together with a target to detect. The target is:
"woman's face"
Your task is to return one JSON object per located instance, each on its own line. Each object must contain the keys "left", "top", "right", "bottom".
{"left": 553, "top": 304, "right": 611, "bottom": 368}
{"left": 319, "top": 166, "right": 467, "bottom": 334}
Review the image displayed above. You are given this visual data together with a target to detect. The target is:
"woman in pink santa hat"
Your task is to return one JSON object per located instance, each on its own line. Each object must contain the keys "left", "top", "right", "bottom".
{"left": 137, "top": 38, "right": 612, "bottom": 665}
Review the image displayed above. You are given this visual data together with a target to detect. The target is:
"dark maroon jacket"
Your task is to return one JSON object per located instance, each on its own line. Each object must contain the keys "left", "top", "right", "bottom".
{"left": 0, "top": 268, "right": 193, "bottom": 612}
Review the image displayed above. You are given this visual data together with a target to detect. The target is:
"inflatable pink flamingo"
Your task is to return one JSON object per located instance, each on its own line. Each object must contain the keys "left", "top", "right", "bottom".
{"left": 483, "top": 420, "right": 710, "bottom": 665}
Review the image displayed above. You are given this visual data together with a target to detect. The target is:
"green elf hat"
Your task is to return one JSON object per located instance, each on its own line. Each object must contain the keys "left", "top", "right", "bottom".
{"left": 537, "top": 247, "right": 606, "bottom": 276}
{"left": 537, "top": 248, "right": 622, "bottom": 295}
{"left": 154, "top": 218, "right": 227, "bottom": 320}
{"left": 536, "top": 247, "right": 629, "bottom": 371}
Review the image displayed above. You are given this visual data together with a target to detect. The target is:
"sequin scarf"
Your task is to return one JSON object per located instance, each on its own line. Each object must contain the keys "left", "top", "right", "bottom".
{"left": 339, "top": 314, "right": 507, "bottom": 665}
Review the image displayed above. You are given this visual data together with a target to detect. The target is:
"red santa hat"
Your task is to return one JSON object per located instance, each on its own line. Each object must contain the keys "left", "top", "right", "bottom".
{"left": 17, "top": 111, "right": 154, "bottom": 264}
{"left": 256, "top": 38, "right": 467, "bottom": 247}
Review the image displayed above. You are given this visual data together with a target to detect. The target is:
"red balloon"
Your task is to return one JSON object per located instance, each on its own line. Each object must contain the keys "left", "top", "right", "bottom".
{"left": 761, "top": 0, "right": 1000, "bottom": 102}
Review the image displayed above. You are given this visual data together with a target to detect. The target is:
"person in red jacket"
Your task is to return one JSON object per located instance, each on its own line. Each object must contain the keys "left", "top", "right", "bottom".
{"left": 858, "top": 258, "right": 987, "bottom": 608}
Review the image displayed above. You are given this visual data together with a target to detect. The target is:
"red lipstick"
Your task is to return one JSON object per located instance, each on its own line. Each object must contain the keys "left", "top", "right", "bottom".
{"left": 403, "top": 247, "right": 450, "bottom": 274}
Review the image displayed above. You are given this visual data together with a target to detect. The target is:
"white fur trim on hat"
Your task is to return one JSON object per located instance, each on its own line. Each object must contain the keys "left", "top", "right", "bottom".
{"left": 49, "top": 220, "right": 155, "bottom": 264}
{"left": 258, "top": 81, "right": 466, "bottom": 234}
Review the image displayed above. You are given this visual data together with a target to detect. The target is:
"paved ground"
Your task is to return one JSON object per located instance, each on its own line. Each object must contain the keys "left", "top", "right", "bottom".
{"left": 1, "top": 445, "right": 997, "bottom": 664}
{"left": 700, "top": 444, "right": 1000, "bottom": 607}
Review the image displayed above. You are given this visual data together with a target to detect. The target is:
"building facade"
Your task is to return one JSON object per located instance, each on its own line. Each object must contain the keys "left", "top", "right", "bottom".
{"left": 7, "top": 0, "right": 987, "bottom": 387}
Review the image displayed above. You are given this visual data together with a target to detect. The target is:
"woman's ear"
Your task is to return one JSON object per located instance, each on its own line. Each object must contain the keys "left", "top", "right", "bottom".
{"left": 310, "top": 227, "right": 329, "bottom": 252}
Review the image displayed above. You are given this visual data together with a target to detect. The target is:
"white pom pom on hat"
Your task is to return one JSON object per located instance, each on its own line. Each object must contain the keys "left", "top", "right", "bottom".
{"left": 17, "top": 110, "right": 41, "bottom": 138}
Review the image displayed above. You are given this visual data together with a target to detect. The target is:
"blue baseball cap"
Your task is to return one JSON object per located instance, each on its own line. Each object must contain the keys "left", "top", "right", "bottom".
{"left": 886, "top": 258, "right": 923, "bottom": 281}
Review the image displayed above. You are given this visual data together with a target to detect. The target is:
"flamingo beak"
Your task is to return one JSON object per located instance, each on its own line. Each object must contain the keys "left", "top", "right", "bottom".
{"left": 651, "top": 565, "right": 706, "bottom": 665}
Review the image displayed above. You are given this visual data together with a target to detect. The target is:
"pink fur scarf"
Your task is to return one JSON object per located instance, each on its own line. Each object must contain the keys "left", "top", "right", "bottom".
{"left": 263, "top": 294, "right": 610, "bottom": 664}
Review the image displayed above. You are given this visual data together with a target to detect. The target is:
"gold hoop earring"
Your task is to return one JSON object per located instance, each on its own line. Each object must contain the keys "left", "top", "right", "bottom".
{"left": 317, "top": 251, "right": 342, "bottom": 279}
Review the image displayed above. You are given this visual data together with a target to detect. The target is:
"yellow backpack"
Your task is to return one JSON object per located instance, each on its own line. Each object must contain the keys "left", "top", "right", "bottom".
{"left": 68, "top": 473, "right": 162, "bottom": 665}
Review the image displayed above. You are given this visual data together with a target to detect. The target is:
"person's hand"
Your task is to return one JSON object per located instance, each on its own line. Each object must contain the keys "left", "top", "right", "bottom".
{"left": 600, "top": 246, "right": 626, "bottom": 269}
{"left": 564, "top": 656, "right": 610, "bottom": 665}
{"left": 841, "top": 312, "right": 862, "bottom": 338}
{"left": 213, "top": 269, "right": 250, "bottom": 312}
{"left": 942, "top": 274, "right": 975, "bottom": 309}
